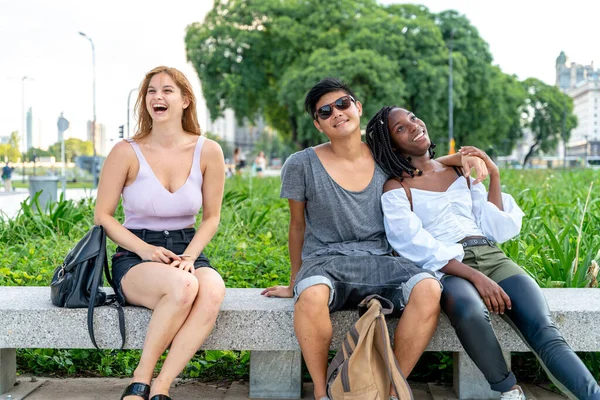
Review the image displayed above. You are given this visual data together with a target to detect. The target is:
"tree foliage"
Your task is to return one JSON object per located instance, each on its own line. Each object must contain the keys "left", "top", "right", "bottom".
{"left": 185, "top": 0, "right": 573, "bottom": 154}
{"left": 521, "top": 78, "right": 577, "bottom": 166}
{"left": 0, "top": 131, "right": 22, "bottom": 162}
{"left": 47, "top": 139, "right": 93, "bottom": 163}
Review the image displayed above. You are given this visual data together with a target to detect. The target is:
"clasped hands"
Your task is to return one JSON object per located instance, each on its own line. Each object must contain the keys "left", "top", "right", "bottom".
{"left": 139, "top": 246, "right": 196, "bottom": 273}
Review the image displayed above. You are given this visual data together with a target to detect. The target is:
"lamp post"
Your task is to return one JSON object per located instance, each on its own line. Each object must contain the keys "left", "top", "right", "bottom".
{"left": 21, "top": 76, "right": 31, "bottom": 183}
{"left": 448, "top": 28, "right": 456, "bottom": 155}
{"left": 127, "top": 88, "right": 137, "bottom": 138}
{"left": 78, "top": 31, "right": 98, "bottom": 188}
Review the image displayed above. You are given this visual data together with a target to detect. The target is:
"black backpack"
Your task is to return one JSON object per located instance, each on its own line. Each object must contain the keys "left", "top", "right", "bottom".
{"left": 50, "top": 225, "right": 125, "bottom": 349}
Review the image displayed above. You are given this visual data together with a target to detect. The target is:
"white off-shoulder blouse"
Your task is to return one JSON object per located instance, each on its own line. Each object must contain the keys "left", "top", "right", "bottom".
{"left": 381, "top": 176, "right": 524, "bottom": 279}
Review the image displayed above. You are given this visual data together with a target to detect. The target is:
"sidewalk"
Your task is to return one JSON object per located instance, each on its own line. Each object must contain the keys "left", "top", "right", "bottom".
{"left": 1, "top": 377, "right": 566, "bottom": 400}
{"left": 0, "top": 188, "right": 96, "bottom": 220}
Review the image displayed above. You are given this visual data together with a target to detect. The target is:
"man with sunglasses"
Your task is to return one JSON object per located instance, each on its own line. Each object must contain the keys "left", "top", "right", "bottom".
{"left": 262, "top": 77, "right": 487, "bottom": 400}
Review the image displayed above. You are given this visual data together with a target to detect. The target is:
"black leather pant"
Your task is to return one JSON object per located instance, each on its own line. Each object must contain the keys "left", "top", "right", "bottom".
{"left": 441, "top": 273, "right": 600, "bottom": 399}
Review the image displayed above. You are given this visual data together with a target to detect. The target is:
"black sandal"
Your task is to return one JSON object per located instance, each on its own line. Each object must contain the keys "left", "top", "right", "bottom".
{"left": 150, "top": 395, "right": 172, "bottom": 400}
{"left": 120, "top": 382, "right": 150, "bottom": 400}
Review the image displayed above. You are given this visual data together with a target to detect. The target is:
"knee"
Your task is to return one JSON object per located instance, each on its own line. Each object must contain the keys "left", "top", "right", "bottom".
{"left": 197, "top": 279, "right": 226, "bottom": 314}
{"left": 168, "top": 273, "right": 199, "bottom": 307}
{"left": 445, "top": 297, "right": 489, "bottom": 327}
{"left": 408, "top": 278, "right": 441, "bottom": 317}
{"left": 295, "top": 285, "right": 330, "bottom": 317}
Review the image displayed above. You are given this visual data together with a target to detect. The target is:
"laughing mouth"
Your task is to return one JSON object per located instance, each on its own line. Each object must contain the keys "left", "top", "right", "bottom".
{"left": 334, "top": 120, "right": 348, "bottom": 127}
{"left": 153, "top": 104, "right": 168, "bottom": 112}
{"left": 413, "top": 130, "right": 426, "bottom": 142}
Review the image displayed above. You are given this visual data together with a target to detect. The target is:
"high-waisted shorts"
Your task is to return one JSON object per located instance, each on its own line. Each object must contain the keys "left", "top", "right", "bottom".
{"left": 111, "top": 228, "right": 214, "bottom": 304}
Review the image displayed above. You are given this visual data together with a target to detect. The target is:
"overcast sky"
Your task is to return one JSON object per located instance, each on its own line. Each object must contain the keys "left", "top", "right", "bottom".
{"left": 1, "top": 0, "right": 598, "bottom": 152}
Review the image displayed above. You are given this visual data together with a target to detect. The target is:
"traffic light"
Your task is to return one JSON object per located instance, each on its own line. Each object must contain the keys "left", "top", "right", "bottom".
{"left": 118, "top": 125, "right": 124, "bottom": 138}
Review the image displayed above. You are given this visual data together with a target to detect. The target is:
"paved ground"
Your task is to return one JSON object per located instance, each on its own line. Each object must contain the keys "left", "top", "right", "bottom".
{"left": 1, "top": 377, "right": 567, "bottom": 400}
{"left": 0, "top": 188, "right": 97, "bottom": 220}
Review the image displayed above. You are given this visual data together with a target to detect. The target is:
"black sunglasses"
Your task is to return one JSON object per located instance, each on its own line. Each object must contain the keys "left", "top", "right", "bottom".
{"left": 314, "top": 95, "right": 356, "bottom": 120}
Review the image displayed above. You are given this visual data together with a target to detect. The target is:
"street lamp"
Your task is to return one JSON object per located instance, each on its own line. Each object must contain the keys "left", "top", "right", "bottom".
{"left": 21, "top": 76, "right": 32, "bottom": 183}
{"left": 127, "top": 88, "right": 138, "bottom": 138}
{"left": 448, "top": 28, "right": 456, "bottom": 155}
{"left": 78, "top": 31, "right": 98, "bottom": 188}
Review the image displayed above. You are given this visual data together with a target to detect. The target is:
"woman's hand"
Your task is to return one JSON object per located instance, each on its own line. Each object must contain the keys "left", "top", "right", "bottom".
{"left": 170, "top": 259, "right": 196, "bottom": 273}
{"left": 460, "top": 154, "right": 488, "bottom": 185}
{"left": 138, "top": 245, "right": 180, "bottom": 264}
{"left": 261, "top": 285, "right": 294, "bottom": 298}
{"left": 470, "top": 272, "right": 512, "bottom": 314}
{"left": 460, "top": 146, "right": 499, "bottom": 179}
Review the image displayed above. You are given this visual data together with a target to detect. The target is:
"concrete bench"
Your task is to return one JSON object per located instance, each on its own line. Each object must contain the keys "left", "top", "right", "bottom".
{"left": 1, "top": 287, "right": 599, "bottom": 399}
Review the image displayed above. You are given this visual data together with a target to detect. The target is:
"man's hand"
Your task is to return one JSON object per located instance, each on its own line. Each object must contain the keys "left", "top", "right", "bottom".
{"left": 460, "top": 146, "right": 499, "bottom": 180}
{"left": 470, "top": 272, "right": 511, "bottom": 314}
{"left": 261, "top": 285, "right": 294, "bottom": 298}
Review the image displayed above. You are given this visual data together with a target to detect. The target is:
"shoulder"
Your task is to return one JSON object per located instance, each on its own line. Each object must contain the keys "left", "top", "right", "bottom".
{"left": 201, "top": 138, "right": 224, "bottom": 158}
{"left": 383, "top": 178, "right": 403, "bottom": 194}
{"left": 283, "top": 149, "right": 310, "bottom": 169}
{"left": 107, "top": 140, "right": 136, "bottom": 161}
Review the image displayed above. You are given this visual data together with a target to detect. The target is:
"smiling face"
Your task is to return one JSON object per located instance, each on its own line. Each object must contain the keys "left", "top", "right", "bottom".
{"left": 313, "top": 90, "right": 363, "bottom": 139}
{"left": 387, "top": 108, "right": 430, "bottom": 157}
{"left": 145, "top": 72, "right": 189, "bottom": 124}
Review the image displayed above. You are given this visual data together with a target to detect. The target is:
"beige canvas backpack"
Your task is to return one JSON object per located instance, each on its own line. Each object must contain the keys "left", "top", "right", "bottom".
{"left": 326, "top": 295, "right": 413, "bottom": 400}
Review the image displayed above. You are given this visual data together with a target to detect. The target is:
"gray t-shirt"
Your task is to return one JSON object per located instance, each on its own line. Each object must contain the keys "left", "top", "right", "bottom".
{"left": 280, "top": 147, "right": 392, "bottom": 261}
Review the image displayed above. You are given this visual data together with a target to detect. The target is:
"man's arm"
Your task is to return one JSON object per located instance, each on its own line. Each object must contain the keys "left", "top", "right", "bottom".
{"left": 261, "top": 199, "right": 306, "bottom": 298}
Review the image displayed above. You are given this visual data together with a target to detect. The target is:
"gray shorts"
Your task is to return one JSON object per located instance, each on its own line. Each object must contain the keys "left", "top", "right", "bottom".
{"left": 294, "top": 255, "right": 440, "bottom": 315}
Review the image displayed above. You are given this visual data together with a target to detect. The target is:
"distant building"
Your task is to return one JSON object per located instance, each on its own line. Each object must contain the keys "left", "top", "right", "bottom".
{"left": 567, "top": 79, "right": 600, "bottom": 144}
{"left": 86, "top": 120, "right": 107, "bottom": 156}
{"left": 556, "top": 52, "right": 600, "bottom": 158}
{"left": 555, "top": 51, "right": 600, "bottom": 92}
{"left": 203, "top": 107, "right": 262, "bottom": 152}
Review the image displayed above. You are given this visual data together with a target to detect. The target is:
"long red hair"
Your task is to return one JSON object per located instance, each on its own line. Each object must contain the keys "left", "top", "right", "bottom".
{"left": 132, "top": 66, "right": 201, "bottom": 140}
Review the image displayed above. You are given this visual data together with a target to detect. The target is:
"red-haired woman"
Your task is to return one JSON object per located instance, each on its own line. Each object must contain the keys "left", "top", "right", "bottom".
{"left": 94, "top": 66, "right": 226, "bottom": 400}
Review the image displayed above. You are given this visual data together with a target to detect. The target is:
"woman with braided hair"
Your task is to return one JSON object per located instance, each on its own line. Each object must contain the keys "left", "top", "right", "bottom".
{"left": 366, "top": 105, "right": 600, "bottom": 400}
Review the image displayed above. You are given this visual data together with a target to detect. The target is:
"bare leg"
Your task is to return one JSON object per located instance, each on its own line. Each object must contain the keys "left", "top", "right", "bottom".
{"left": 394, "top": 278, "right": 441, "bottom": 376}
{"left": 294, "top": 285, "right": 332, "bottom": 399}
{"left": 121, "top": 262, "right": 199, "bottom": 400}
{"left": 149, "top": 268, "right": 225, "bottom": 397}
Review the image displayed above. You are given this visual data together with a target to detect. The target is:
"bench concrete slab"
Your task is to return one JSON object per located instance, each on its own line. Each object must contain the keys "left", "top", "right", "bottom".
{"left": 1, "top": 287, "right": 599, "bottom": 398}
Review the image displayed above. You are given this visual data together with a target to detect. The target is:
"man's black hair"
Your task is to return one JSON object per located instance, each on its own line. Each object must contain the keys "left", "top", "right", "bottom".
{"left": 304, "top": 77, "right": 358, "bottom": 119}
{"left": 366, "top": 106, "right": 436, "bottom": 180}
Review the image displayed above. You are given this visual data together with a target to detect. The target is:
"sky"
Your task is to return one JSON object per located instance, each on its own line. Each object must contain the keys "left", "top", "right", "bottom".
{"left": 1, "top": 0, "right": 598, "bottom": 153}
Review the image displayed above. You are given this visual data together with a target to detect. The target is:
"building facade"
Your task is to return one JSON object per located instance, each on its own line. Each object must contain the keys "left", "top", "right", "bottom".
{"left": 556, "top": 52, "right": 600, "bottom": 159}
{"left": 86, "top": 120, "right": 107, "bottom": 156}
{"left": 556, "top": 51, "right": 600, "bottom": 92}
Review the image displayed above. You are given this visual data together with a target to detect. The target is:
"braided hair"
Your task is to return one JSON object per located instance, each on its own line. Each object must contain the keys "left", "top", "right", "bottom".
{"left": 366, "top": 106, "right": 436, "bottom": 180}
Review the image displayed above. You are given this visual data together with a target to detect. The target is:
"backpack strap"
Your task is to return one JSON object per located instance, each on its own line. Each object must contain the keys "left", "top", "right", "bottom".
{"left": 358, "top": 294, "right": 394, "bottom": 316}
{"left": 391, "top": 177, "right": 413, "bottom": 212}
{"left": 87, "top": 226, "right": 126, "bottom": 350}
{"left": 377, "top": 316, "right": 411, "bottom": 398}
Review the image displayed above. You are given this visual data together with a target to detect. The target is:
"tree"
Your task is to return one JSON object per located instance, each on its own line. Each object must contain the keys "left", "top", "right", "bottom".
{"left": 0, "top": 131, "right": 22, "bottom": 162}
{"left": 186, "top": 0, "right": 527, "bottom": 150}
{"left": 434, "top": 11, "right": 526, "bottom": 153}
{"left": 47, "top": 138, "right": 93, "bottom": 163}
{"left": 26, "top": 147, "right": 51, "bottom": 161}
{"left": 520, "top": 78, "right": 577, "bottom": 167}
